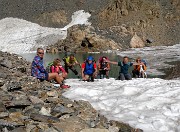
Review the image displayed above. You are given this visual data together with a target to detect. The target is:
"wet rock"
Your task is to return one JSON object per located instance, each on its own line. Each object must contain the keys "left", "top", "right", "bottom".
{"left": 30, "top": 113, "right": 60, "bottom": 123}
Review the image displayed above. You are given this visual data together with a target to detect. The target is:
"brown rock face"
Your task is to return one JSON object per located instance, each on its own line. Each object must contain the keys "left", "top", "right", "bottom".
{"left": 0, "top": 0, "right": 179, "bottom": 50}
{"left": 130, "top": 33, "right": 145, "bottom": 48}
{"left": 47, "top": 25, "right": 121, "bottom": 52}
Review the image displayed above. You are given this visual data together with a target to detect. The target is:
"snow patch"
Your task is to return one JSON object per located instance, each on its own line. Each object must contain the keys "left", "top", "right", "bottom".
{"left": 0, "top": 10, "right": 91, "bottom": 54}
{"left": 63, "top": 78, "right": 180, "bottom": 132}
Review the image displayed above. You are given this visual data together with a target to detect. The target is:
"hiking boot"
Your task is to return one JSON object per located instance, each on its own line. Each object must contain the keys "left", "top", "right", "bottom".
{"left": 60, "top": 84, "right": 70, "bottom": 89}
{"left": 106, "top": 76, "right": 109, "bottom": 79}
{"left": 91, "top": 77, "right": 94, "bottom": 82}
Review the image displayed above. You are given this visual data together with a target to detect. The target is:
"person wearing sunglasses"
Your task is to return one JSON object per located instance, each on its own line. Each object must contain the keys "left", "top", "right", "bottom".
{"left": 106, "top": 56, "right": 144, "bottom": 80}
{"left": 31, "top": 48, "right": 70, "bottom": 89}
{"left": 132, "top": 57, "right": 147, "bottom": 78}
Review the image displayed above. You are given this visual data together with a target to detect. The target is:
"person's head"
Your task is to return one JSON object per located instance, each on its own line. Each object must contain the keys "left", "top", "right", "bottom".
{"left": 69, "top": 54, "right": 75, "bottom": 61}
{"left": 123, "top": 56, "right": 129, "bottom": 64}
{"left": 37, "top": 48, "right": 44, "bottom": 58}
{"left": 53, "top": 58, "right": 61, "bottom": 66}
{"left": 87, "top": 56, "right": 93, "bottom": 64}
{"left": 102, "top": 56, "right": 107, "bottom": 62}
{"left": 136, "top": 57, "right": 141, "bottom": 63}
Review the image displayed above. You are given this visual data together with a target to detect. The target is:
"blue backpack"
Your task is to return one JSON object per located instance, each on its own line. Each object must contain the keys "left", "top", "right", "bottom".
{"left": 141, "top": 59, "right": 147, "bottom": 66}
{"left": 84, "top": 56, "right": 96, "bottom": 75}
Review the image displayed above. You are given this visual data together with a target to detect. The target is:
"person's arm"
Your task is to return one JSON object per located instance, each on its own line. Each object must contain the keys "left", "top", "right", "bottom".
{"left": 51, "top": 66, "right": 55, "bottom": 73}
{"left": 81, "top": 63, "right": 85, "bottom": 79}
{"left": 105, "top": 63, "right": 110, "bottom": 70}
{"left": 98, "top": 63, "right": 101, "bottom": 70}
{"left": 59, "top": 66, "right": 66, "bottom": 73}
{"left": 34, "top": 57, "right": 47, "bottom": 73}
{"left": 65, "top": 57, "right": 72, "bottom": 66}
{"left": 133, "top": 62, "right": 144, "bottom": 66}
{"left": 106, "top": 60, "right": 118, "bottom": 65}
{"left": 93, "top": 63, "right": 98, "bottom": 74}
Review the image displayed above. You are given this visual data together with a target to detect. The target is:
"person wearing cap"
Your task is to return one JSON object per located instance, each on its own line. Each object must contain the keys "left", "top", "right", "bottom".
{"left": 81, "top": 56, "right": 97, "bottom": 82}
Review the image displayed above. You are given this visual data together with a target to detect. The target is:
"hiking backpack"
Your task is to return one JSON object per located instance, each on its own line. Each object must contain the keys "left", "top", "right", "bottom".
{"left": 45, "top": 62, "right": 53, "bottom": 73}
{"left": 141, "top": 59, "right": 147, "bottom": 66}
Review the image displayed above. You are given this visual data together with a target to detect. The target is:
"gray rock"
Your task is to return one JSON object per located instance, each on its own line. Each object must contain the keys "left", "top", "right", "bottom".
{"left": 10, "top": 127, "right": 26, "bottom": 132}
{"left": 0, "top": 112, "right": 9, "bottom": 119}
{"left": 0, "top": 59, "right": 12, "bottom": 68}
{"left": 6, "top": 81, "right": 22, "bottom": 91}
{"left": 30, "top": 113, "right": 60, "bottom": 123}
{"left": 0, "top": 101, "right": 6, "bottom": 112}
{"left": 52, "top": 104, "right": 74, "bottom": 117}
{"left": 0, "top": 73, "right": 7, "bottom": 79}
{"left": 0, "top": 79, "right": 5, "bottom": 86}
{"left": 53, "top": 117, "right": 89, "bottom": 132}
{"left": 80, "top": 128, "right": 109, "bottom": 132}
{"left": 29, "top": 96, "right": 44, "bottom": 104}
{"left": 0, "top": 119, "right": 23, "bottom": 128}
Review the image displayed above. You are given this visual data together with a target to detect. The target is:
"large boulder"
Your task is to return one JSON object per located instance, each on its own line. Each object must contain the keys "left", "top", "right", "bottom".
{"left": 130, "top": 33, "right": 145, "bottom": 48}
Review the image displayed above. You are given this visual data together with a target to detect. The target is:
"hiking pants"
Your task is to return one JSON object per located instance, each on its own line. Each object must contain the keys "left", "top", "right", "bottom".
{"left": 65, "top": 65, "right": 78, "bottom": 75}
{"left": 132, "top": 70, "right": 140, "bottom": 78}
{"left": 118, "top": 73, "right": 132, "bottom": 80}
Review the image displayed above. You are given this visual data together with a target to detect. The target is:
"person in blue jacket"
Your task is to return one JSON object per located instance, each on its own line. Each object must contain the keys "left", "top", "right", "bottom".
{"left": 81, "top": 56, "right": 97, "bottom": 82}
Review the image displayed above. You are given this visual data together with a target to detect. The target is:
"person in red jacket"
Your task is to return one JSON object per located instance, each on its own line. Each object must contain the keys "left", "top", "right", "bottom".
{"left": 50, "top": 58, "right": 68, "bottom": 79}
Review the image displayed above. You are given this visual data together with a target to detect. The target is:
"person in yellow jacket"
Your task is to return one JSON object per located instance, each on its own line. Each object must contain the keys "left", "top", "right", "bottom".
{"left": 132, "top": 57, "right": 147, "bottom": 78}
{"left": 64, "top": 54, "right": 80, "bottom": 77}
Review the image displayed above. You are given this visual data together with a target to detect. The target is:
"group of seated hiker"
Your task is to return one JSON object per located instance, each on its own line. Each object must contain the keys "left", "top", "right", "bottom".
{"left": 31, "top": 48, "right": 147, "bottom": 88}
{"left": 31, "top": 48, "right": 70, "bottom": 89}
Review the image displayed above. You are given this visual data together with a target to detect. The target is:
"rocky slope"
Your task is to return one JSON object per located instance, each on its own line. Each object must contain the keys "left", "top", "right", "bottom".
{"left": 0, "top": 0, "right": 179, "bottom": 52}
{"left": 0, "top": 51, "right": 142, "bottom": 131}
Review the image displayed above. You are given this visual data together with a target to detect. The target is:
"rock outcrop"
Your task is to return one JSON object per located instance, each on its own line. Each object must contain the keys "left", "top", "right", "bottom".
{"left": 46, "top": 25, "right": 122, "bottom": 53}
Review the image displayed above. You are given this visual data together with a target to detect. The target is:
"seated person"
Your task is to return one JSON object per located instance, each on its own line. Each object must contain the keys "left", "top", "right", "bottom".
{"left": 98, "top": 56, "right": 110, "bottom": 79}
{"left": 132, "top": 57, "right": 147, "bottom": 78}
{"left": 50, "top": 58, "right": 67, "bottom": 79}
{"left": 106, "top": 56, "right": 142, "bottom": 81}
{"left": 31, "top": 48, "right": 70, "bottom": 89}
{"left": 64, "top": 54, "right": 80, "bottom": 77}
{"left": 81, "top": 56, "right": 97, "bottom": 82}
